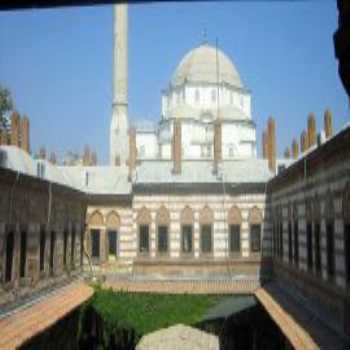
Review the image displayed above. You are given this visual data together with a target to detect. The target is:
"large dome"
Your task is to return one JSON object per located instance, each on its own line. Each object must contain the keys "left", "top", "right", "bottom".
{"left": 171, "top": 43, "right": 243, "bottom": 88}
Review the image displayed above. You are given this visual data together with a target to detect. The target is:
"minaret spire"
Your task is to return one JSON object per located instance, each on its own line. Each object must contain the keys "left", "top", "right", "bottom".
{"left": 110, "top": 4, "right": 129, "bottom": 166}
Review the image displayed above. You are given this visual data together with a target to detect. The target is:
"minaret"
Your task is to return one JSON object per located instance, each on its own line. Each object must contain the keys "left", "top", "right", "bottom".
{"left": 110, "top": 4, "right": 129, "bottom": 166}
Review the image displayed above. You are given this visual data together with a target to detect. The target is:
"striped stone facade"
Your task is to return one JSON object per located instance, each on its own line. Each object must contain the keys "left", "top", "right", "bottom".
{"left": 0, "top": 167, "right": 86, "bottom": 307}
{"left": 268, "top": 125, "right": 350, "bottom": 337}
{"left": 86, "top": 190, "right": 271, "bottom": 278}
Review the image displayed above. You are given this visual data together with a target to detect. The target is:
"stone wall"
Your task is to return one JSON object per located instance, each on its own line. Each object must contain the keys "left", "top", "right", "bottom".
{"left": 267, "top": 125, "right": 350, "bottom": 338}
{"left": 0, "top": 167, "right": 86, "bottom": 306}
{"left": 86, "top": 190, "right": 271, "bottom": 279}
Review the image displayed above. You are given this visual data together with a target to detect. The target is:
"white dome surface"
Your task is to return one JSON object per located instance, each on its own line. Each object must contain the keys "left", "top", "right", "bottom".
{"left": 171, "top": 43, "right": 243, "bottom": 88}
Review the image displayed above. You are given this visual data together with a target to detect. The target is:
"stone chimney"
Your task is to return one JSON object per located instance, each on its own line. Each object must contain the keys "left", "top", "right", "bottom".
{"left": 300, "top": 130, "right": 308, "bottom": 153}
{"left": 284, "top": 147, "right": 291, "bottom": 159}
{"left": 307, "top": 113, "right": 316, "bottom": 148}
{"left": 267, "top": 117, "right": 276, "bottom": 173}
{"left": 292, "top": 139, "right": 299, "bottom": 159}
{"left": 83, "top": 145, "right": 91, "bottom": 166}
{"left": 213, "top": 120, "right": 222, "bottom": 173}
{"left": 91, "top": 152, "right": 97, "bottom": 166}
{"left": 20, "top": 116, "right": 30, "bottom": 153}
{"left": 49, "top": 152, "right": 57, "bottom": 165}
{"left": 10, "top": 111, "right": 20, "bottom": 147}
{"left": 128, "top": 127, "right": 137, "bottom": 180}
{"left": 324, "top": 108, "right": 333, "bottom": 139}
{"left": 262, "top": 130, "right": 268, "bottom": 159}
{"left": 39, "top": 147, "right": 47, "bottom": 160}
{"left": 172, "top": 119, "right": 182, "bottom": 174}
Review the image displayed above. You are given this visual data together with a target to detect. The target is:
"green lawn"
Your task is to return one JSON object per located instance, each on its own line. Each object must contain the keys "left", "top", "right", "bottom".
{"left": 92, "top": 286, "right": 220, "bottom": 334}
{"left": 79, "top": 285, "right": 222, "bottom": 347}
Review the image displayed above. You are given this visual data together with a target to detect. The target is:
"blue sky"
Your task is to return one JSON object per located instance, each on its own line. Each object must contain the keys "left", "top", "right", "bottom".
{"left": 0, "top": 1, "right": 348, "bottom": 164}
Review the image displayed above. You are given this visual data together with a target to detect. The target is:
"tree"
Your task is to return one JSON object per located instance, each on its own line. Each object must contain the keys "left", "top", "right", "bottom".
{"left": 0, "top": 85, "right": 14, "bottom": 130}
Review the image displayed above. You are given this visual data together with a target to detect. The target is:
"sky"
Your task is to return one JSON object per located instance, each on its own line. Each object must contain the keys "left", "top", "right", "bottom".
{"left": 0, "top": 1, "right": 349, "bottom": 164}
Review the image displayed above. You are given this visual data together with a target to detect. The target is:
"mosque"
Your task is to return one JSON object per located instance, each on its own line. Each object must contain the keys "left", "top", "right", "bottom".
{"left": 1, "top": 4, "right": 350, "bottom": 345}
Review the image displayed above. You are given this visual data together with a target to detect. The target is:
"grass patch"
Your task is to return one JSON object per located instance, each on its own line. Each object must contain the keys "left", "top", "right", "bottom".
{"left": 91, "top": 286, "right": 220, "bottom": 335}
{"left": 79, "top": 285, "right": 222, "bottom": 348}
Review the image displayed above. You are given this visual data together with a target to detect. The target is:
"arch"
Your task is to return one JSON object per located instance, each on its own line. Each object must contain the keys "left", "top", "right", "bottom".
{"left": 228, "top": 206, "right": 242, "bottom": 225}
{"left": 248, "top": 206, "right": 262, "bottom": 225}
{"left": 292, "top": 202, "right": 298, "bottom": 221}
{"left": 181, "top": 206, "right": 194, "bottom": 225}
{"left": 344, "top": 183, "right": 350, "bottom": 224}
{"left": 324, "top": 190, "right": 335, "bottom": 221}
{"left": 156, "top": 205, "right": 170, "bottom": 225}
{"left": 305, "top": 198, "right": 313, "bottom": 222}
{"left": 88, "top": 210, "right": 104, "bottom": 226}
{"left": 199, "top": 206, "right": 214, "bottom": 225}
{"left": 106, "top": 211, "right": 120, "bottom": 229}
{"left": 137, "top": 207, "right": 151, "bottom": 225}
{"left": 313, "top": 194, "right": 321, "bottom": 221}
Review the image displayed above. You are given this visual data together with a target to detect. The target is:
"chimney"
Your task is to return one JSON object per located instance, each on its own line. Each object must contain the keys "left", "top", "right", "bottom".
{"left": 284, "top": 147, "right": 291, "bottom": 159}
{"left": 20, "top": 115, "right": 30, "bottom": 153}
{"left": 213, "top": 120, "right": 222, "bottom": 173}
{"left": 300, "top": 130, "right": 308, "bottom": 153}
{"left": 267, "top": 117, "right": 276, "bottom": 173}
{"left": 324, "top": 108, "right": 333, "bottom": 139}
{"left": 262, "top": 130, "right": 268, "bottom": 159}
{"left": 91, "top": 151, "right": 97, "bottom": 166}
{"left": 307, "top": 113, "right": 316, "bottom": 148}
{"left": 292, "top": 138, "right": 299, "bottom": 159}
{"left": 10, "top": 111, "right": 20, "bottom": 147}
{"left": 172, "top": 119, "right": 182, "bottom": 174}
{"left": 49, "top": 152, "right": 57, "bottom": 165}
{"left": 83, "top": 145, "right": 91, "bottom": 166}
{"left": 39, "top": 147, "right": 47, "bottom": 160}
{"left": 128, "top": 127, "right": 137, "bottom": 180}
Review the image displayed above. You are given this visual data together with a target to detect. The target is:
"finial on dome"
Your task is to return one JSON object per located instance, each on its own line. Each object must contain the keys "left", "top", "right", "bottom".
{"left": 202, "top": 27, "right": 208, "bottom": 44}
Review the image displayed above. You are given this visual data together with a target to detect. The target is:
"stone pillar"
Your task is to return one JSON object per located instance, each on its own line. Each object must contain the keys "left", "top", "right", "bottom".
{"left": 300, "top": 130, "right": 308, "bottom": 153}
{"left": 172, "top": 119, "right": 182, "bottom": 174}
{"left": 307, "top": 113, "right": 316, "bottom": 148}
{"left": 262, "top": 131, "right": 268, "bottom": 159}
{"left": 128, "top": 127, "right": 137, "bottom": 181}
{"left": 324, "top": 108, "right": 333, "bottom": 138}
{"left": 213, "top": 120, "right": 222, "bottom": 173}
{"left": 284, "top": 147, "right": 291, "bottom": 159}
{"left": 292, "top": 139, "right": 299, "bottom": 159}
{"left": 20, "top": 116, "right": 30, "bottom": 153}
{"left": 10, "top": 111, "right": 20, "bottom": 147}
{"left": 267, "top": 117, "right": 276, "bottom": 173}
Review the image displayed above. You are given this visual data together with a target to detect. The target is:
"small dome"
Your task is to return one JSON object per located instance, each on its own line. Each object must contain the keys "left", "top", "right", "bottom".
{"left": 171, "top": 43, "right": 243, "bottom": 88}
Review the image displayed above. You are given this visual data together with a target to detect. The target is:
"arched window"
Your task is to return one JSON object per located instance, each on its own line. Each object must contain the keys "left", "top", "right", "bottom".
{"left": 88, "top": 210, "right": 104, "bottom": 260}
{"left": 181, "top": 206, "right": 194, "bottom": 254}
{"left": 5, "top": 230, "right": 14, "bottom": 283}
{"left": 305, "top": 199, "right": 313, "bottom": 272}
{"left": 195, "top": 89, "right": 200, "bottom": 103}
{"left": 325, "top": 191, "right": 335, "bottom": 281}
{"left": 156, "top": 206, "right": 170, "bottom": 254}
{"left": 313, "top": 195, "right": 322, "bottom": 275}
{"left": 211, "top": 89, "right": 216, "bottom": 103}
{"left": 199, "top": 206, "right": 214, "bottom": 254}
{"left": 343, "top": 183, "right": 350, "bottom": 285}
{"left": 228, "top": 206, "right": 242, "bottom": 255}
{"left": 137, "top": 207, "right": 151, "bottom": 255}
{"left": 106, "top": 211, "right": 120, "bottom": 258}
{"left": 293, "top": 203, "right": 299, "bottom": 267}
{"left": 248, "top": 206, "right": 262, "bottom": 253}
{"left": 287, "top": 204, "right": 293, "bottom": 264}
